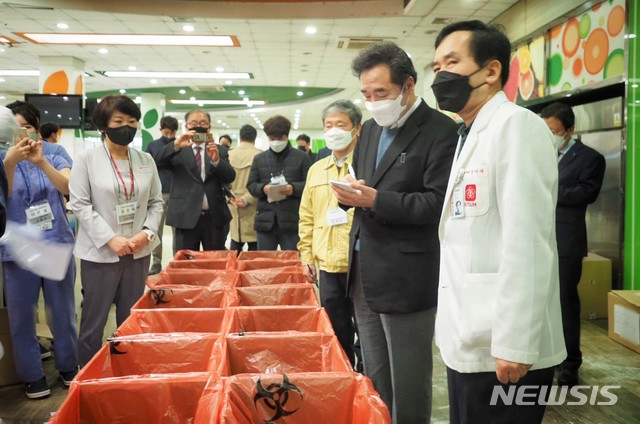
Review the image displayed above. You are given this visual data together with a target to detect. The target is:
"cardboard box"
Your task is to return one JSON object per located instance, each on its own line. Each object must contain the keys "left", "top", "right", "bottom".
{"left": 0, "top": 307, "right": 20, "bottom": 386}
{"left": 608, "top": 290, "right": 640, "bottom": 354}
{"left": 579, "top": 253, "right": 612, "bottom": 320}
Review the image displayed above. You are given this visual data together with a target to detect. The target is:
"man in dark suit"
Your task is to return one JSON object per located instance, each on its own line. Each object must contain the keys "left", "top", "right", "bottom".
{"left": 331, "top": 42, "right": 458, "bottom": 423}
{"left": 155, "top": 109, "right": 236, "bottom": 251}
{"left": 316, "top": 146, "right": 331, "bottom": 162}
{"left": 541, "top": 102, "right": 605, "bottom": 387}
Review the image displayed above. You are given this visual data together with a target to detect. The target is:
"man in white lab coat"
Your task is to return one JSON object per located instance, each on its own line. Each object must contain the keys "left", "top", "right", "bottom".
{"left": 431, "top": 20, "right": 566, "bottom": 423}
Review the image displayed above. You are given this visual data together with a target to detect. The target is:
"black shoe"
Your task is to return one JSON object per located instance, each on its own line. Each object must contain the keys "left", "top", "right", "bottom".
{"left": 39, "top": 343, "right": 52, "bottom": 360}
{"left": 25, "top": 377, "right": 51, "bottom": 399}
{"left": 557, "top": 368, "right": 579, "bottom": 387}
{"left": 60, "top": 368, "right": 78, "bottom": 387}
{"left": 149, "top": 264, "right": 162, "bottom": 275}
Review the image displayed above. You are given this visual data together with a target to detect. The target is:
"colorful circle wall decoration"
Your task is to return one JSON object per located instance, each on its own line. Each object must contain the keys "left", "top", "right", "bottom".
{"left": 505, "top": 36, "right": 545, "bottom": 103}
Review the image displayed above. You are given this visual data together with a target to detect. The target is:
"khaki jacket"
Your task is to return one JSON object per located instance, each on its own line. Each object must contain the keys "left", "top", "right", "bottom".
{"left": 228, "top": 142, "right": 261, "bottom": 242}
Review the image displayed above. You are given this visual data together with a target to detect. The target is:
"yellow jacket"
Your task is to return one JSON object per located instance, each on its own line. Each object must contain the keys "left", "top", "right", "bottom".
{"left": 297, "top": 154, "right": 354, "bottom": 273}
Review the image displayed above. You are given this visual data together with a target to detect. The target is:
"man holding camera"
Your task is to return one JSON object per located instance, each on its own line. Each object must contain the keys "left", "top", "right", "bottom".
{"left": 155, "top": 109, "right": 235, "bottom": 251}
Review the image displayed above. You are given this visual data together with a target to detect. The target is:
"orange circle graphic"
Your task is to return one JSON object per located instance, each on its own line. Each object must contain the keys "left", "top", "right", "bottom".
{"left": 573, "top": 58, "right": 583, "bottom": 76}
{"left": 550, "top": 25, "right": 562, "bottom": 40}
{"left": 607, "top": 5, "right": 625, "bottom": 37}
{"left": 74, "top": 75, "right": 83, "bottom": 94}
{"left": 42, "top": 70, "right": 69, "bottom": 94}
{"left": 584, "top": 28, "right": 609, "bottom": 75}
{"left": 562, "top": 19, "right": 580, "bottom": 58}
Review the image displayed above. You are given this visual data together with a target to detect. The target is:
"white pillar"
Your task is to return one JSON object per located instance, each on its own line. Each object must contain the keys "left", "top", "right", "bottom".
{"left": 140, "top": 93, "right": 166, "bottom": 151}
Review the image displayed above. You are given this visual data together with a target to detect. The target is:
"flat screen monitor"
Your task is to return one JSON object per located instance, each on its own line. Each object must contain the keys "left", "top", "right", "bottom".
{"left": 24, "top": 94, "right": 83, "bottom": 129}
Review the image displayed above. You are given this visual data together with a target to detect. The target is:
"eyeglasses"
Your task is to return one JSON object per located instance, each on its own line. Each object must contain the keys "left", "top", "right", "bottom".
{"left": 187, "top": 121, "right": 210, "bottom": 128}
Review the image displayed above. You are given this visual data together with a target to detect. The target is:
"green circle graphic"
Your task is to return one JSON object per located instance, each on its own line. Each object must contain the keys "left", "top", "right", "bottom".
{"left": 141, "top": 129, "right": 154, "bottom": 151}
{"left": 604, "top": 49, "right": 625, "bottom": 79}
{"left": 579, "top": 15, "right": 591, "bottom": 39}
{"left": 143, "top": 108, "right": 159, "bottom": 129}
{"left": 548, "top": 54, "right": 564, "bottom": 86}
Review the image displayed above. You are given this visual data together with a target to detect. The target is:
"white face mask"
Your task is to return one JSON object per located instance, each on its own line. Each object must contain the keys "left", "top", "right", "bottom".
{"left": 324, "top": 127, "right": 354, "bottom": 152}
{"left": 555, "top": 133, "right": 568, "bottom": 150}
{"left": 269, "top": 139, "right": 288, "bottom": 153}
{"left": 364, "top": 87, "right": 406, "bottom": 127}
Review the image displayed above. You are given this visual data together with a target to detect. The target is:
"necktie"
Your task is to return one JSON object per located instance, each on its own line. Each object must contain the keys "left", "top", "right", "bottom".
{"left": 375, "top": 127, "right": 399, "bottom": 168}
{"left": 194, "top": 146, "right": 202, "bottom": 179}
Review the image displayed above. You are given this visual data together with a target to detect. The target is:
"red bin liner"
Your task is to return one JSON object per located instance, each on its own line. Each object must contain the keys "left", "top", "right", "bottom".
{"left": 194, "top": 372, "right": 391, "bottom": 423}
{"left": 237, "top": 250, "right": 300, "bottom": 261}
{"left": 227, "top": 306, "right": 333, "bottom": 334}
{"left": 115, "top": 308, "right": 231, "bottom": 336}
{"left": 235, "top": 284, "right": 318, "bottom": 307}
{"left": 132, "top": 285, "right": 238, "bottom": 309}
{"left": 174, "top": 249, "right": 237, "bottom": 261}
{"left": 146, "top": 269, "right": 237, "bottom": 289}
{"left": 77, "top": 333, "right": 222, "bottom": 381}
{"left": 167, "top": 258, "right": 234, "bottom": 271}
{"left": 236, "top": 259, "right": 301, "bottom": 271}
{"left": 220, "top": 333, "right": 352, "bottom": 375}
{"left": 51, "top": 372, "right": 212, "bottom": 424}
{"left": 236, "top": 266, "right": 307, "bottom": 287}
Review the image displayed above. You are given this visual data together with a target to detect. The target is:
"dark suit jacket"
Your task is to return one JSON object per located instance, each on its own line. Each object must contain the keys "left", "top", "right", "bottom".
{"left": 348, "top": 100, "right": 458, "bottom": 314}
{"left": 155, "top": 142, "right": 236, "bottom": 230}
{"left": 316, "top": 147, "right": 331, "bottom": 162}
{"left": 556, "top": 140, "right": 605, "bottom": 257}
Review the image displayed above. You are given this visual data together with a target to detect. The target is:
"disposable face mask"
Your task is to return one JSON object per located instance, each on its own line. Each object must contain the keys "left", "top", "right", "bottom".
{"left": 269, "top": 139, "right": 288, "bottom": 153}
{"left": 364, "top": 86, "right": 406, "bottom": 127}
{"left": 297, "top": 145, "right": 307, "bottom": 152}
{"left": 431, "top": 68, "right": 485, "bottom": 113}
{"left": 555, "top": 134, "right": 568, "bottom": 150}
{"left": 105, "top": 125, "right": 137, "bottom": 146}
{"left": 324, "top": 127, "right": 354, "bottom": 151}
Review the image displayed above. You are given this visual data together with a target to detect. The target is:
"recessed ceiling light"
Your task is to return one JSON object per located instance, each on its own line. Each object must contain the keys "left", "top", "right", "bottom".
{"left": 128, "top": 65, "right": 137, "bottom": 71}
{"left": 56, "top": 23, "right": 69, "bottom": 30}
{"left": 103, "top": 71, "right": 251, "bottom": 79}
{"left": 99, "top": 48, "right": 109, "bottom": 54}
{"left": 119, "top": 89, "right": 126, "bottom": 94}
{"left": 305, "top": 26, "right": 317, "bottom": 34}
{"left": 215, "top": 66, "right": 224, "bottom": 72}
{"left": 250, "top": 113, "right": 256, "bottom": 117}
{"left": 238, "top": 90, "right": 245, "bottom": 95}
{"left": 217, "top": 120, "right": 222, "bottom": 124}
{"left": 295, "top": 109, "right": 301, "bottom": 113}
{"left": 179, "top": 89, "right": 186, "bottom": 94}
{"left": 225, "top": 80, "right": 232, "bottom": 85}
{"left": 296, "top": 91, "right": 304, "bottom": 96}
{"left": 170, "top": 99, "right": 266, "bottom": 106}
{"left": 0, "top": 78, "right": 5, "bottom": 83}
{"left": 354, "top": 99, "right": 362, "bottom": 104}
{"left": 135, "top": 96, "right": 142, "bottom": 103}
{"left": 198, "top": 102, "right": 204, "bottom": 107}
{"left": 632, "top": 84, "right": 639, "bottom": 89}
{"left": 183, "top": 24, "right": 195, "bottom": 32}
{"left": 150, "top": 79, "right": 158, "bottom": 84}
{"left": 0, "top": 96, "right": 5, "bottom": 100}
{"left": 243, "top": 97, "right": 249, "bottom": 102}
{"left": 18, "top": 33, "right": 239, "bottom": 47}
{"left": 298, "top": 81, "right": 307, "bottom": 86}
{"left": 0, "top": 70, "right": 39, "bottom": 76}
{"left": 190, "top": 96, "right": 196, "bottom": 101}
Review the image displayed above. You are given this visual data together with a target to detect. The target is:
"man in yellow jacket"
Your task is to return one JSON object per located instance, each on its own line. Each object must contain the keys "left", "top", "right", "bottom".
{"left": 298, "top": 100, "right": 362, "bottom": 367}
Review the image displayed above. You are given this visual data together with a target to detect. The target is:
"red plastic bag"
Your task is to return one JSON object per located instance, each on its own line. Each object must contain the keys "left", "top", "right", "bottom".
{"left": 115, "top": 308, "right": 231, "bottom": 336}
{"left": 227, "top": 306, "right": 333, "bottom": 334}
{"left": 132, "top": 285, "right": 237, "bottom": 309}
{"left": 167, "top": 258, "right": 234, "bottom": 270}
{"left": 219, "top": 333, "right": 352, "bottom": 375}
{"left": 194, "top": 372, "right": 391, "bottom": 423}
{"left": 235, "top": 284, "right": 318, "bottom": 307}
{"left": 237, "top": 250, "right": 300, "bottom": 261}
{"left": 146, "top": 269, "right": 237, "bottom": 289}
{"left": 77, "top": 333, "right": 221, "bottom": 381}
{"left": 236, "top": 259, "right": 301, "bottom": 271}
{"left": 50, "top": 372, "right": 211, "bottom": 424}
{"left": 236, "top": 266, "right": 307, "bottom": 287}
{"left": 174, "top": 249, "right": 237, "bottom": 261}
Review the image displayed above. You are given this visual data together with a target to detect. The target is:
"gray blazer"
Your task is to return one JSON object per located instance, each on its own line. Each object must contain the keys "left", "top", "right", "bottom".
{"left": 69, "top": 145, "right": 164, "bottom": 263}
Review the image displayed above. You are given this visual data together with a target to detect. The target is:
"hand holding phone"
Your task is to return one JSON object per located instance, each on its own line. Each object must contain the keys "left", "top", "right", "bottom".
{"left": 14, "top": 127, "right": 29, "bottom": 144}
{"left": 329, "top": 179, "right": 358, "bottom": 193}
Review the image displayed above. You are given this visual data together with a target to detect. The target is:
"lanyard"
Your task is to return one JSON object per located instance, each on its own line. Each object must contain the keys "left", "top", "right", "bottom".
{"left": 16, "top": 162, "right": 46, "bottom": 205}
{"left": 107, "top": 149, "right": 135, "bottom": 201}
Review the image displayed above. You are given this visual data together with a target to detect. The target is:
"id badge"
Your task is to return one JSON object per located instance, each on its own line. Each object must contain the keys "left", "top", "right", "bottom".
{"left": 326, "top": 207, "right": 348, "bottom": 226}
{"left": 26, "top": 201, "right": 54, "bottom": 230}
{"left": 451, "top": 188, "right": 465, "bottom": 219}
{"left": 116, "top": 202, "right": 136, "bottom": 225}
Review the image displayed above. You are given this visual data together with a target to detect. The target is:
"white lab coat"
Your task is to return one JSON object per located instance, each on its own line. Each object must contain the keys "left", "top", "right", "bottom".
{"left": 436, "top": 92, "right": 567, "bottom": 373}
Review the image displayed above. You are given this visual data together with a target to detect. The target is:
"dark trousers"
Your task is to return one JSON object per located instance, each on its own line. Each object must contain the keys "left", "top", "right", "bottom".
{"left": 447, "top": 366, "right": 555, "bottom": 424}
{"left": 230, "top": 239, "right": 257, "bottom": 254}
{"left": 319, "top": 270, "right": 356, "bottom": 366}
{"left": 174, "top": 211, "right": 226, "bottom": 251}
{"left": 256, "top": 225, "right": 299, "bottom": 251}
{"left": 559, "top": 256, "right": 583, "bottom": 371}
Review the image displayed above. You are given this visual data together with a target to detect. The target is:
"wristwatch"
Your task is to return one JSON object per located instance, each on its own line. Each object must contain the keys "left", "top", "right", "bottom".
{"left": 142, "top": 228, "right": 156, "bottom": 241}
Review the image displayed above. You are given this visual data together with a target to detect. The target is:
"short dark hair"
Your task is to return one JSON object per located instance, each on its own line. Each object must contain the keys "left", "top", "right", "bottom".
{"left": 92, "top": 95, "right": 141, "bottom": 131}
{"left": 40, "top": 122, "right": 60, "bottom": 139}
{"left": 239, "top": 124, "right": 257, "bottom": 142}
{"left": 539, "top": 102, "right": 575, "bottom": 131}
{"left": 184, "top": 108, "right": 211, "bottom": 124}
{"left": 435, "top": 20, "right": 511, "bottom": 87}
{"left": 296, "top": 134, "right": 310, "bottom": 144}
{"left": 6, "top": 100, "right": 40, "bottom": 129}
{"left": 351, "top": 41, "right": 417, "bottom": 86}
{"left": 219, "top": 134, "right": 232, "bottom": 143}
{"left": 263, "top": 115, "right": 291, "bottom": 139}
{"left": 160, "top": 116, "right": 178, "bottom": 131}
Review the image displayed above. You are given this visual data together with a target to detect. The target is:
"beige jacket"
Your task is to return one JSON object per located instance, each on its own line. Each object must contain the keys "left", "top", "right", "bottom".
{"left": 228, "top": 142, "right": 261, "bottom": 243}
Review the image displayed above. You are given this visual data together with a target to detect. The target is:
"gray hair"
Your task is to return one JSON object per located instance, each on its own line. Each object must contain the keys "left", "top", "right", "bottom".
{"left": 321, "top": 100, "right": 362, "bottom": 127}
{"left": 0, "top": 105, "right": 18, "bottom": 144}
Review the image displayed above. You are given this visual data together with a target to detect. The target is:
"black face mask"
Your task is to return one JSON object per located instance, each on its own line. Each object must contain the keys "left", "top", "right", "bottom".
{"left": 105, "top": 125, "right": 137, "bottom": 146}
{"left": 189, "top": 127, "right": 208, "bottom": 134}
{"left": 431, "top": 68, "right": 486, "bottom": 113}
{"left": 162, "top": 136, "right": 176, "bottom": 142}
{"left": 297, "top": 146, "right": 307, "bottom": 152}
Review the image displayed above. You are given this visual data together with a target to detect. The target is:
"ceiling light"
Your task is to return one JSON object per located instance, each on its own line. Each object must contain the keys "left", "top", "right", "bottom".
{"left": 128, "top": 65, "right": 137, "bottom": 71}
{"left": 0, "top": 96, "right": 5, "bottom": 100}
{"left": 99, "top": 48, "right": 109, "bottom": 54}
{"left": 250, "top": 113, "right": 255, "bottom": 117}
{"left": 198, "top": 102, "right": 204, "bottom": 107}
{"left": 217, "top": 120, "right": 222, "bottom": 124}
{"left": 150, "top": 79, "right": 158, "bottom": 84}
{"left": 225, "top": 80, "right": 232, "bottom": 85}
{"left": 18, "top": 33, "right": 239, "bottom": 47}
{"left": 298, "top": 81, "right": 307, "bottom": 86}
{"left": 243, "top": 97, "right": 249, "bottom": 102}
{"left": 632, "top": 84, "right": 639, "bottom": 89}
{"left": 0, "top": 48, "right": 4, "bottom": 53}
{"left": 215, "top": 66, "right": 224, "bottom": 72}
{"left": 183, "top": 24, "right": 195, "bottom": 32}
{"left": 305, "top": 26, "right": 317, "bottom": 34}
{"left": 56, "top": 23, "right": 69, "bottom": 30}
{"left": 179, "top": 89, "right": 186, "bottom": 94}
{"left": 170, "top": 99, "right": 266, "bottom": 106}
{"left": 0, "top": 78, "right": 4, "bottom": 82}
{"left": 119, "top": 89, "right": 126, "bottom": 94}
{"left": 296, "top": 91, "right": 304, "bottom": 96}
{"left": 239, "top": 90, "right": 245, "bottom": 95}
{"left": 295, "top": 109, "right": 301, "bottom": 113}
{"left": 103, "top": 71, "right": 251, "bottom": 79}
{"left": 0, "top": 70, "right": 39, "bottom": 76}
{"left": 135, "top": 96, "right": 142, "bottom": 103}
{"left": 190, "top": 96, "right": 196, "bottom": 101}
{"left": 354, "top": 99, "right": 362, "bottom": 104}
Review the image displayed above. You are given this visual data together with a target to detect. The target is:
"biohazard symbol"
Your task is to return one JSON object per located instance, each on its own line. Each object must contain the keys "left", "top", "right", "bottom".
{"left": 149, "top": 288, "right": 172, "bottom": 305}
{"left": 253, "top": 374, "right": 303, "bottom": 423}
